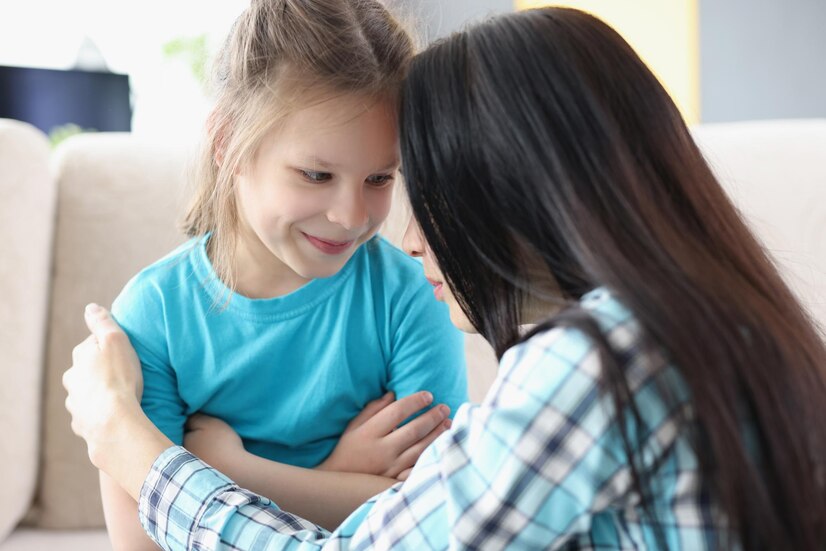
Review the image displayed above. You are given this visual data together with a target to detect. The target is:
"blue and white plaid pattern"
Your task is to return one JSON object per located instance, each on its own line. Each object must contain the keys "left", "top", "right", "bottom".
{"left": 139, "top": 288, "right": 728, "bottom": 550}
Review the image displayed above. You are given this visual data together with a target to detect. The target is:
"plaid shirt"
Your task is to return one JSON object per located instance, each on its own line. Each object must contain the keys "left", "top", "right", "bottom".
{"left": 138, "top": 288, "right": 728, "bottom": 550}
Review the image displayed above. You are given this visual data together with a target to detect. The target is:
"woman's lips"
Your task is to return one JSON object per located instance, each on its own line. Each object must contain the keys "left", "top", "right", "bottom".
{"left": 303, "top": 233, "right": 355, "bottom": 255}
{"left": 426, "top": 278, "right": 444, "bottom": 300}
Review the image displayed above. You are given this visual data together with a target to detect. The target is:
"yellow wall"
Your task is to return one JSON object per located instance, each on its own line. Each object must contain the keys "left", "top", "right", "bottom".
{"left": 515, "top": 0, "right": 700, "bottom": 124}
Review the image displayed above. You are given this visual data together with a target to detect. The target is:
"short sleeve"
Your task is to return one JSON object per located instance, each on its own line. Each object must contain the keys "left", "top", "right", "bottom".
{"left": 385, "top": 276, "right": 469, "bottom": 419}
{"left": 111, "top": 275, "right": 188, "bottom": 445}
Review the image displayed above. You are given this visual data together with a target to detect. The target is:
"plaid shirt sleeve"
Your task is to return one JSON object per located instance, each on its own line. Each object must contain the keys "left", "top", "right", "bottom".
{"left": 139, "top": 294, "right": 696, "bottom": 550}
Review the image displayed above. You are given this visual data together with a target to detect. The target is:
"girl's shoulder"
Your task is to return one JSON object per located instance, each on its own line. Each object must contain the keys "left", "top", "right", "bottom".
{"left": 116, "top": 235, "right": 206, "bottom": 301}
{"left": 364, "top": 235, "right": 421, "bottom": 266}
{"left": 361, "top": 235, "right": 432, "bottom": 289}
{"left": 355, "top": 236, "right": 454, "bottom": 325}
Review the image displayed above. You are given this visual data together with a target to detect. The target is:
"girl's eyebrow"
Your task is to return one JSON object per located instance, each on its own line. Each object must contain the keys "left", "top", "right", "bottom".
{"left": 300, "top": 156, "right": 339, "bottom": 169}
{"left": 377, "top": 159, "right": 401, "bottom": 172}
{"left": 299, "top": 156, "right": 401, "bottom": 172}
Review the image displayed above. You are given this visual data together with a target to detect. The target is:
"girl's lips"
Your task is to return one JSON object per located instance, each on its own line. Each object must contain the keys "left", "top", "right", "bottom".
{"left": 303, "top": 233, "right": 355, "bottom": 255}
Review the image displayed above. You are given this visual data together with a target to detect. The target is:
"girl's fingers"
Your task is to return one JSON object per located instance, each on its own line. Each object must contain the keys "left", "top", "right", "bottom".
{"left": 387, "top": 403, "right": 449, "bottom": 451}
{"left": 396, "top": 468, "right": 413, "bottom": 481}
{"left": 364, "top": 391, "right": 435, "bottom": 436}
{"left": 389, "top": 418, "right": 451, "bottom": 478}
{"left": 345, "top": 391, "right": 395, "bottom": 432}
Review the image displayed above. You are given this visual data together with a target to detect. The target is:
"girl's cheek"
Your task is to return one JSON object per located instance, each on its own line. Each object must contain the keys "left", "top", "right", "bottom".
{"left": 280, "top": 188, "right": 333, "bottom": 219}
{"left": 368, "top": 188, "right": 394, "bottom": 223}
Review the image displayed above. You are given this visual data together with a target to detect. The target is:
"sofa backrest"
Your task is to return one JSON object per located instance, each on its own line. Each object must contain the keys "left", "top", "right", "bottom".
{"left": 693, "top": 120, "right": 826, "bottom": 336}
{"left": 0, "top": 120, "right": 57, "bottom": 540}
{"left": 25, "top": 134, "right": 192, "bottom": 528}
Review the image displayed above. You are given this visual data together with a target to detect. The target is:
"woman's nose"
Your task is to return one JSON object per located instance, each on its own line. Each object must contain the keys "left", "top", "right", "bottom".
{"left": 402, "top": 216, "right": 424, "bottom": 258}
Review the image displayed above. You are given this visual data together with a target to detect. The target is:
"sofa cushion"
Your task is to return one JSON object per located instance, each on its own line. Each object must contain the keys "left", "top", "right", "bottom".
{"left": 0, "top": 528, "right": 110, "bottom": 551}
{"left": 0, "top": 120, "right": 56, "bottom": 540}
{"left": 25, "top": 134, "right": 190, "bottom": 528}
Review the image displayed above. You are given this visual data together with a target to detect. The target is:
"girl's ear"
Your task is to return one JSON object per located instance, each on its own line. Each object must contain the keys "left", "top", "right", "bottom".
{"left": 207, "top": 109, "right": 229, "bottom": 168}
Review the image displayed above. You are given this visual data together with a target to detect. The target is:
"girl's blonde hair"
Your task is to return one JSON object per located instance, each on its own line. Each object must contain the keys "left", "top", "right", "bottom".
{"left": 182, "top": 0, "right": 415, "bottom": 292}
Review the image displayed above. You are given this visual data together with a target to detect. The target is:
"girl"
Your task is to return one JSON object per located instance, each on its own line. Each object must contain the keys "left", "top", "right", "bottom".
{"left": 96, "top": 0, "right": 467, "bottom": 548}
{"left": 66, "top": 6, "right": 826, "bottom": 550}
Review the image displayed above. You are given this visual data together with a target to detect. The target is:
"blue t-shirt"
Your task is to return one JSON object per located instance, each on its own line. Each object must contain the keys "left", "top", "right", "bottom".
{"left": 111, "top": 234, "right": 468, "bottom": 468}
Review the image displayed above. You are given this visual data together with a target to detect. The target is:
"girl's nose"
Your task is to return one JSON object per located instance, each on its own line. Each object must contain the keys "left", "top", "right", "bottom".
{"left": 328, "top": 185, "right": 368, "bottom": 230}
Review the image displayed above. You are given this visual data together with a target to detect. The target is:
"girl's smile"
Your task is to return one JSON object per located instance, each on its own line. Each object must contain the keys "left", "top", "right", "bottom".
{"left": 302, "top": 232, "right": 356, "bottom": 255}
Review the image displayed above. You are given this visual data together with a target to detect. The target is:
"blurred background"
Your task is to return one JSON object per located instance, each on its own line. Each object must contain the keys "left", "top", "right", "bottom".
{"left": 1, "top": 0, "right": 824, "bottom": 146}
{"left": 1, "top": 2, "right": 824, "bottom": 549}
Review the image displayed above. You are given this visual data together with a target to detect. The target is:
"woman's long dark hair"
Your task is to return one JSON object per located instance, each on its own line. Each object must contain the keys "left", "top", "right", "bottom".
{"left": 400, "top": 7, "right": 826, "bottom": 549}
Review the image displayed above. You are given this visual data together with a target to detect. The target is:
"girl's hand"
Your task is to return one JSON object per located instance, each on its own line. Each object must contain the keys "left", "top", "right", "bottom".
{"left": 318, "top": 391, "right": 451, "bottom": 480}
{"left": 183, "top": 413, "right": 246, "bottom": 473}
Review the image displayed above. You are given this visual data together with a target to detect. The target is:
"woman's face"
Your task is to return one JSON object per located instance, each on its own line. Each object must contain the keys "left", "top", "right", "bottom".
{"left": 402, "top": 217, "right": 477, "bottom": 333}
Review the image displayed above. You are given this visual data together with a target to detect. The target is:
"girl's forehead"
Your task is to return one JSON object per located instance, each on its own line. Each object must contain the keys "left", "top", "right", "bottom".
{"left": 283, "top": 93, "right": 398, "bottom": 132}
{"left": 263, "top": 94, "right": 399, "bottom": 149}
{"left": 256, "top": 94, "right": 400, "bottom": 168}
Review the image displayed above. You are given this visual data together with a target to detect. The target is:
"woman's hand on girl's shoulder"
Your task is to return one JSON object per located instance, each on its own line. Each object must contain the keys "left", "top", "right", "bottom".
{"left": 64, "top": 304, "right": 144, "bottom": 467}
{"left": 318, "top": 391, "right": 452, "bottom": 480}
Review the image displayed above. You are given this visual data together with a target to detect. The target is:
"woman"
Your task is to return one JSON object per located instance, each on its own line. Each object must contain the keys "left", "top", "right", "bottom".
{"left": 64, "top": 7, "right": 826, "bottom": 549}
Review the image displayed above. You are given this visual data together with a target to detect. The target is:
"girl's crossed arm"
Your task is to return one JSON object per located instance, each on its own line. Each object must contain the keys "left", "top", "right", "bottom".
{"left": 181, "top": 391, "right": 451, "bottom": 530}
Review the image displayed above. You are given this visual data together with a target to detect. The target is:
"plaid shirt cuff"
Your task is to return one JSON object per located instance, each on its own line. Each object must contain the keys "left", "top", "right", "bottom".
{"left": 138, "top": 446, "right": 332, "bottom": 550}
{"left": 138, "top": 446, "right": 236, "bottom": 550}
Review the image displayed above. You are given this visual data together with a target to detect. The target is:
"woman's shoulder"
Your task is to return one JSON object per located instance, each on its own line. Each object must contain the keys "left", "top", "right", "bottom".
{"left": 519, "top": 287, "right": 636, "bottom": 348}
{"left": 498, "top": 288, "right": 647, "bottom": 393}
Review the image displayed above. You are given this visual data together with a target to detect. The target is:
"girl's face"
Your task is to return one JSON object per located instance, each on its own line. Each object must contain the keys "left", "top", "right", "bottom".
{"left": 402, "top": 218, "right": 477, "bottom": 333}
{"left": 234, "top": 94, "right": 399, "bottom": 291}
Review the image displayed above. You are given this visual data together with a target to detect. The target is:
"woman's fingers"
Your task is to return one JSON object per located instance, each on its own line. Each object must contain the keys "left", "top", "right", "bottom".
{"left": 84, "top": 303, "right": 125, "bottom": 347}
{"left": 363, "top": 391, "right": 435, "bottom": 436}
{"left": 71, "top": 334, "right": 97, "bottom": 365}
{"left": 344, "top": 391, "right": 395, "bottom": 432}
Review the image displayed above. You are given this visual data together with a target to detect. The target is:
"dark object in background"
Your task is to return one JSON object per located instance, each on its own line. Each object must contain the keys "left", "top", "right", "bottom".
{"left": 0, "top": 65, "right": 131, "bottom": 135}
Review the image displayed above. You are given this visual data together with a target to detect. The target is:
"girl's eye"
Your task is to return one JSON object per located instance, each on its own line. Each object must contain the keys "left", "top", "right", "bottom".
{"left": 366, "top": 174, "right": 394, "bottom": 187}
{"left": 300, "top": 170, "right": 332, "bottom": 183}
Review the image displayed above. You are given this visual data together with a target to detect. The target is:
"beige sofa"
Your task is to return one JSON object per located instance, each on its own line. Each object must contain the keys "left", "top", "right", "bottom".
{"left": 0, "top": 118, "right": 823, "bottom": 549}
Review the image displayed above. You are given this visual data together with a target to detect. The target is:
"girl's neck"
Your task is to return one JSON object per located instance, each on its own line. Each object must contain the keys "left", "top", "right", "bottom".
{"left": 216, "top": 230, "right": 311, "bottom": 299}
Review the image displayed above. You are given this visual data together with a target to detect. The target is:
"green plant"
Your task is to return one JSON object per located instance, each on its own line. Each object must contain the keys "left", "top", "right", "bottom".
{"left": 48, "top": 123, "right": 96, "bottom": 148}
{"left": 163, "top": 34, "right": 210, "bottom": 91}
